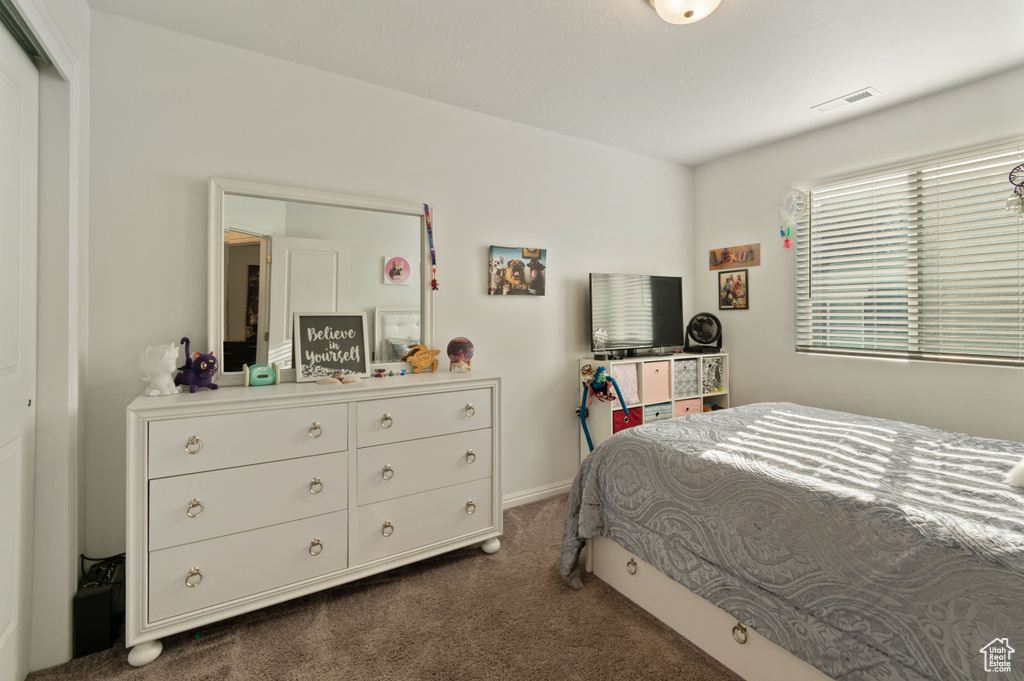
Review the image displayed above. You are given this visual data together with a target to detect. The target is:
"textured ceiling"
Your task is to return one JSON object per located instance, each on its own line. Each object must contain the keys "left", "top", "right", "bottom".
{"left": 85, "top": 0, "right": 1024, "bottom": 166}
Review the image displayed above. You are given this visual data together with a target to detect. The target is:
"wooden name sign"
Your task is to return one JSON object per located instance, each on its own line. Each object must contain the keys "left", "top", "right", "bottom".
{"left": 293, "top": 313, "right": 370, "bottom": 381}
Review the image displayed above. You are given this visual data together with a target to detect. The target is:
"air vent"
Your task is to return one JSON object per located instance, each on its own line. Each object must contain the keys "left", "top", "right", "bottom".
{"left": 813, "top": 87, "right": 881, "bottom": 114}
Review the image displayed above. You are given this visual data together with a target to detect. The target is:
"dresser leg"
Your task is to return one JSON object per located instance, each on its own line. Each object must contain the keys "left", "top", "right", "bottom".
{"left": 127, "top": 639, "right": 163, "bottom": 667}
{"left": 480, "top": 537, "right": 501, "bottom": 554}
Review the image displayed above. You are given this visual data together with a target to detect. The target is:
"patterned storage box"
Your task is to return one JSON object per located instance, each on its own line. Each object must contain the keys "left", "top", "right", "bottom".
{"left": 673, "top": 359, "right": 699, "bottom": 397}
{"left": 643, "top": 402, "right": 674, "bottom": 423}
{"left": 611, "top": 363, "right": 640, "bottom": 406}
{"left": 702, "top": 356, "right": 725, "bottom": 394}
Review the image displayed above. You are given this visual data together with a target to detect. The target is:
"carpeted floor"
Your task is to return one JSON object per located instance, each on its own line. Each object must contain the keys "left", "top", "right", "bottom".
{"left": 28, "top": 494, "right": 741, "bottom": 680}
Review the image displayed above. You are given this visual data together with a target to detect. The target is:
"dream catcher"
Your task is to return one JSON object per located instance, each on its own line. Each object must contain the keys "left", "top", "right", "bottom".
{"left": 778, "top": 188, "right": 807, "bottom": 249}
{"left": 1007, "top": 164, "right": 1024, "bottom": 218}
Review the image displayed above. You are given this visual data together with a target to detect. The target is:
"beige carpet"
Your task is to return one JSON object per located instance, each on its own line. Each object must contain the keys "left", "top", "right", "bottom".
{"left": 29, "top": 495, "right": 742, "bottom": 680}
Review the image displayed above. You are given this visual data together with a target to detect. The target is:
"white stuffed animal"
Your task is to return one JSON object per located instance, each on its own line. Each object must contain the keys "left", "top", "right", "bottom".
{"left": 140, "top": 343, "right": 182, "bottom": 396}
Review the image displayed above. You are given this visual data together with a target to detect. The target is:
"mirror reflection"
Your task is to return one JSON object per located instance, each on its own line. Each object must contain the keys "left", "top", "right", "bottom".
{"left": 221, "top": 194, "right": 422, "bottom": 373}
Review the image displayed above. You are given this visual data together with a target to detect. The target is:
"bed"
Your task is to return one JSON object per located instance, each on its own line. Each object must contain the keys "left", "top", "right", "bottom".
{"left": 561, "top": 402, "right": 1024, "bottom": 681}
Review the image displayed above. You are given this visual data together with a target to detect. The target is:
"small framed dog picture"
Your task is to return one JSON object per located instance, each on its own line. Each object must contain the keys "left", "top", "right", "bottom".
{"left": 383, "top": 256, "right": 411, "bottom": 285}
{"left": 488, "top": 245, "right": 546, "bottom": 296}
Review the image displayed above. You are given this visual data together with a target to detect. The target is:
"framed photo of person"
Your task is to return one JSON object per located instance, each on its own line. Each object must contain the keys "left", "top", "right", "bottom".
{"left": 718, "top": 269, "right": 748, "bottom": 310}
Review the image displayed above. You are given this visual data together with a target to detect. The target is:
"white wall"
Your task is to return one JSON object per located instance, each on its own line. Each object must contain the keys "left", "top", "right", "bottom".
{"left": 87, "top": 13, "right": 693, "bottom": 554}
{"left": 694, "top": 65, "right": 1024, "bottom": 442}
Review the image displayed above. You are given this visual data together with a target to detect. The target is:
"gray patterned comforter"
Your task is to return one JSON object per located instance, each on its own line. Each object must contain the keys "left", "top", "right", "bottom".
{"left": 561, "top": 402, "right": 1024, "bottom": 681}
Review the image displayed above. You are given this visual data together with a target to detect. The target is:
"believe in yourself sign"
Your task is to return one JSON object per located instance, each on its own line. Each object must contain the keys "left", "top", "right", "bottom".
{"left": 293, "top": 312, "right": 370, "bottom": 381}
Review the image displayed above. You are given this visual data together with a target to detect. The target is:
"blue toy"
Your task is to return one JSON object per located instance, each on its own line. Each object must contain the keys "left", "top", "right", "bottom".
{"left": 577, "top": 365, "right": 626, "bottom": 452}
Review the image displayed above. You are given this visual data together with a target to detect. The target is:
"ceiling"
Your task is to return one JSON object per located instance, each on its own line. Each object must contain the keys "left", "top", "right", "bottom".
{"left": 85, "top": 0, "right": 1024, "bottom": 166}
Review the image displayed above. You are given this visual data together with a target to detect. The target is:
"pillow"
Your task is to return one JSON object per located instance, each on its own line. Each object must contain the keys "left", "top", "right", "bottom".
{"left": 389, "top": 338, "right": 418, "bottom": 362}
{"left": 1006, "top": 458, "right": 1024, "bottom": 488}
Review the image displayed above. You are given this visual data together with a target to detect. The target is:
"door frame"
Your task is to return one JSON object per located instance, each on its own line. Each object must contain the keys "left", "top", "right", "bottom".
{"left": 9, "top": 0, "right": 86, "bottom": 671}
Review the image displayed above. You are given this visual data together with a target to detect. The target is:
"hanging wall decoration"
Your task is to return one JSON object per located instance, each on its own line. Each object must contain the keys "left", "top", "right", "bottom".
{"left": 487, "top": 246, "right": 547, "bottom": 295}
{"left": 1007, "top": 164, "right": 1024, "bottom": 217}
{"left": 709, "top": 243, "right": 760, "bottom": 270}
{"left": 778, "top": 188, "right": 807, "bottom": 249}
{"left": 424, "top": 204, "right": 438, "bottom": 290}
{"left": 383, "top": 256, "right": 411, "bottom": 285}
{"left": 718, "top": 269, "right": 749, "bottom": 310}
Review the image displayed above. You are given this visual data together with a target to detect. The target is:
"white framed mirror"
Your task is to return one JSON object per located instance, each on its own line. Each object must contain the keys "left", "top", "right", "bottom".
{"left": 208, "top": 178, "right": 433, "bottom": 385}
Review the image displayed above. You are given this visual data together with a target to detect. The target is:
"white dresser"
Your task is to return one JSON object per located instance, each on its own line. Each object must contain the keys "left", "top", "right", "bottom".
{"left": 125, "top": 372, "right": 501, "bottom": 666}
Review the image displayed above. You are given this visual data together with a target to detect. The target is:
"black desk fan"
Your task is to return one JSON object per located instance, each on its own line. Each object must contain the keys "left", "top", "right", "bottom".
{"left": 684, "top": 313, "right": 722, "bottom": 353}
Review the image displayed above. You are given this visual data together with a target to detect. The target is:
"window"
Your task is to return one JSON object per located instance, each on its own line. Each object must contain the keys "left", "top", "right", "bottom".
{"left": 796, "top": 138, "right": 1024, "bottom": 365}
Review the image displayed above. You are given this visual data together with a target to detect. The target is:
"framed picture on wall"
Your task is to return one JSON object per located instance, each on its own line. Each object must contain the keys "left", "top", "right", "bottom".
{"left": 383, "top": 256, "right": 411, "bottom": 285}
{"left": 293, "top": 312, "right": 370, "bottom": 381}
{"left": 487, "top": 245, "right": 546, "bottom": 295}
{"left": 718, "top": 269, "right": 748, "bottom": 310}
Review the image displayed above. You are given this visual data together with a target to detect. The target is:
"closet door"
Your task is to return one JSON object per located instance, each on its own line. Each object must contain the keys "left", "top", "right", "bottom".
{"left": 0, "top": 23, "right": 38, "bottom": 681}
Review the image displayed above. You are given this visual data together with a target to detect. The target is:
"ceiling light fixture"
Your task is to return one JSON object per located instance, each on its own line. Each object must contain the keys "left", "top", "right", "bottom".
{"left": 647, "top": 0, "right": 722, "bottom": 25}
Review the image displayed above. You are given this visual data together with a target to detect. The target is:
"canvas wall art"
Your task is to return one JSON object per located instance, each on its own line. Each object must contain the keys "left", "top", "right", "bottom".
{"left": 487, "top": 246, "right": 546, "bottom": 296}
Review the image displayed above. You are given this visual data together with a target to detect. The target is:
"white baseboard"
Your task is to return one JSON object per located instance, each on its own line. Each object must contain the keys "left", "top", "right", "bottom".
{"left": 502, "top": 480, "right": 572, "bottom": 508}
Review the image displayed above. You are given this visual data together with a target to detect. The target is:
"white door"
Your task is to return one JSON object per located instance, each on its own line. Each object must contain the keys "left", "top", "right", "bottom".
{"left": 0, "top": 22, "right": 39, "bottom": 681}
{"left": 267, "top": 237, "right": 351, "bottom": 368}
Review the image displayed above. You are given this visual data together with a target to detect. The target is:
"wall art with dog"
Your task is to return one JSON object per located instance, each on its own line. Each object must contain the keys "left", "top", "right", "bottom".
{"left": 384, "top": 255, "right": 411, "bottom": 285}
{"left": 488, "top": 246, "right": 546, "bottom": 296}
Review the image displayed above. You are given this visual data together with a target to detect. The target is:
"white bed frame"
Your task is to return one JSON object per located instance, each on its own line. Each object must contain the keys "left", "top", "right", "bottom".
{"left": 588, "top": 536, "right": 833, "bottom": 681}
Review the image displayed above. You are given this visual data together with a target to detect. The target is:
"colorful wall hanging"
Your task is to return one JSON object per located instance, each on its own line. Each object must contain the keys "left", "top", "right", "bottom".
{"left": 709, "top": 243, "right": 760, "bottom": 271}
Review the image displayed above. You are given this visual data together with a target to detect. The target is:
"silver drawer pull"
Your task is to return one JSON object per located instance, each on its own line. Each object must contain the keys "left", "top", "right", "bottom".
{"left": 308, "top": 422, "right": 323, "bottom": 439}
{"left": 185, "top": 567, "right": 203, "bottom": 588}
{"left": 626, "top": 558, "right": 637, "bottom": 575}
{"left": 309, "top": 477, "right": 323, "bottom": 494}
{"left": 732, "top": 622, "right": 748, "bottom": 645}
{"left": 184, "top": 435, "right": 203, "bottom": 455}
{"left": 464, "top": 404, "right": 475, "bottom": 417}
{"left": 465, "top": 449, "right": 476, "bottom": 464}
{"left": 381, "top": 413, "right": 393, "bottom": 429}
{"left": 465, "top": 500, "right": 477, "bottom": 515}
{"left": 309, "top": 538, "right": 323, "bottom": 556}
{"left": 381, "top": 521, "right": 394, "bottom": 537}
{"left": 186, "top": 498, "right": 204, "bottom": 518}
{"left": 381, "top": 464, "right": 395, "bottom": 481}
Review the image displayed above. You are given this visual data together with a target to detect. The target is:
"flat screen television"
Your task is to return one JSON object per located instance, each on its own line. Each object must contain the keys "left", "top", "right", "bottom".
{"left": 589, "top": 273, "right": 684, "bottom": 355}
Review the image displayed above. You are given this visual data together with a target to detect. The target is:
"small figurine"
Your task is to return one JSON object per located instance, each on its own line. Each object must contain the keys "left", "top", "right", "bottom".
{"left": 400, "top": 344, "right": 440, "bottom": 373}
{"left": 173, "top": 337, "right": 219, "bottom": 393}
{"left": 140, "top": 343, "right": 182, "bottom": 396}
{"left": 447, "top": 337, "right": 474, "bottom": 372}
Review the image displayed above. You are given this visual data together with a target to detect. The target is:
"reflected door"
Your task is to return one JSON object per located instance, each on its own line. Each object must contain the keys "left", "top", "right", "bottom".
{"left": 267, "top": 237, "right": 352, "bottom": 368}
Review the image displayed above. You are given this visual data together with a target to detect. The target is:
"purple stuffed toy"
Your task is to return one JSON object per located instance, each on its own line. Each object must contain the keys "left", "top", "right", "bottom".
{"left": 174, "top": 337, "right": 219, "bottom": 393}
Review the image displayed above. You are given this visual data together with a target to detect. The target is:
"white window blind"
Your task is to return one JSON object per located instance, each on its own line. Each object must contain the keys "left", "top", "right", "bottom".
{"left": 796, "top": 138, "right": 1024, "bottom": 365}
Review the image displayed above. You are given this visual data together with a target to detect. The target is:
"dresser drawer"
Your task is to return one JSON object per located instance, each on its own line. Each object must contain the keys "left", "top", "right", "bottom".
{"left": 148, "top": 403, "right": 348, "bottom": 478}
{"left": 356, "top": 388, "right": 492, "bottom": 447}
{"left": 148, "top": 510, "right": 348, "bottom": 622}
{"left": 149, "top": 453, "right": 348, "bottom": 551}
{"left": 357, "top": 430, "right": 492, "bottom": 506}
{"left": 351, "top": 478, "right": 492, "bottom": 565}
